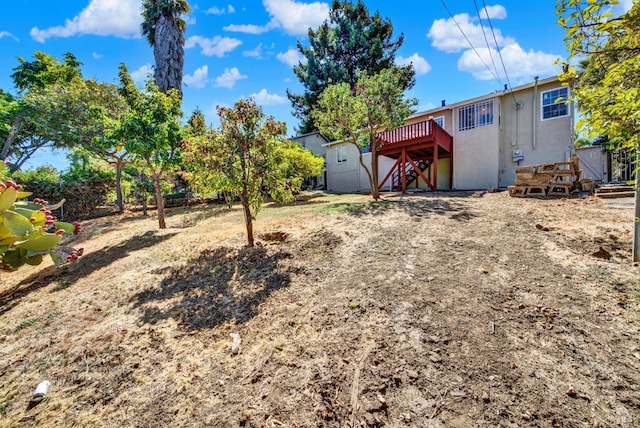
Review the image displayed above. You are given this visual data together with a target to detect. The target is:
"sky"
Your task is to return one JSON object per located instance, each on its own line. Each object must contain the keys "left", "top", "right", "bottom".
{"left": 0, "top": 0, "right": 633, "bottom": 170}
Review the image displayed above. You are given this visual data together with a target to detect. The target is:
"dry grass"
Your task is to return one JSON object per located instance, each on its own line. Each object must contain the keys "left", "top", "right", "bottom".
{"left": 0, "top": 191, "right": 638, "bottom": 427}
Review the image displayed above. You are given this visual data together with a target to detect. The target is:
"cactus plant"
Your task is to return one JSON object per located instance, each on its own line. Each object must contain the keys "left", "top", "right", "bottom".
{"left": 0, "top": 180, "right": 83, "bottom": 271}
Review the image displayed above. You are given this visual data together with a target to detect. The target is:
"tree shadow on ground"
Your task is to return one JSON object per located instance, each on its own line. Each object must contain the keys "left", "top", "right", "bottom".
{"left": 131, "top": 245, "right": 298, "bottom": 330}
{"left": 65, "top": 214, "right": 150, "bottom": 247}
{"left": 0, "top": 231, "right": 177, "bottom": 317}
{"left": 317, "top": 193, "right": 480, "bottom": 222}
{"left": 164, "top": 204, "right": 236, "bottom": 228}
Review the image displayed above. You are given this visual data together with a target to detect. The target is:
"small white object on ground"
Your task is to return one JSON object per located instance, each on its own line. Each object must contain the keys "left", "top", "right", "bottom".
{"left": 230, "top": 333, "right": 241, "bottom": 355}
{"left": 32, "top": 380, "right": 51, "bottom": 402}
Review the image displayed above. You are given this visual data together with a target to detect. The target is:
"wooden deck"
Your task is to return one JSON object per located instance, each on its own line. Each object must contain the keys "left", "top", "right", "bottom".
{"left": 376, "top": 119, "right": 453, "bottom": 192}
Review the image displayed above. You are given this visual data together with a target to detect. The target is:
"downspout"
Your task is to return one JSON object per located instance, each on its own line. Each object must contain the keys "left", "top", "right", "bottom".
{"left": 532, "top": 76, "right": 539, "bottom": 150}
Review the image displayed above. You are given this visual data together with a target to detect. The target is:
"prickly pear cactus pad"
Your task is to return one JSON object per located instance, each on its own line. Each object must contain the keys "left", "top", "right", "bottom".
{"left": 0, "top": 179, "right": 83, "bottom": 271}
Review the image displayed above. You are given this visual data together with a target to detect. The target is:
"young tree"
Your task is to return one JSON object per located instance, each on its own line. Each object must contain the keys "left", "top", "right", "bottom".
{"left": 557, "top": 0, "right": 640, "bottom": 261}
{"left": 288, "top": 0, "right": 415, "bottom": 134}
{"left": 313, "top": 68, "right": 416, "bottom": 200}
{"left": 117, "top": 64, "right": 183, "bottom": 229}
{"left": 141, "top": 0, "right": 190, "bottom": 98}
{"left": 183, "top": 98, "right": 324, "bottom": 246}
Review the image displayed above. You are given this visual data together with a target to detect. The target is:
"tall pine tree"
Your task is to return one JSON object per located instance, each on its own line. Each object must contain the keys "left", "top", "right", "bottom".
{"left": 287, "top": 0, "right": 414, "bottom": 134}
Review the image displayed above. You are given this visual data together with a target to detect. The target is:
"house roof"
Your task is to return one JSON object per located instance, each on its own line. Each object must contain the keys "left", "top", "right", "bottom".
{"left": 407, "top": 75, "right": 561, "bottom": 120}
{"left": 290, "top": 130, "right": 332, "bottom": 142}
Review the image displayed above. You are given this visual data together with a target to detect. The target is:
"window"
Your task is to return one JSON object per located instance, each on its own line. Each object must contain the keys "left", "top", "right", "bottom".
{"left": 458, "top": 100, "right": 493, "bottom": 131}
{"left": 541, "top": 87, "right": 569, "bottom": 120}
{"left": 337, "top": 145, "right": 347, "bottom": 163}
{"left": 433, "top": 116, "right": 445, "bottom": 128}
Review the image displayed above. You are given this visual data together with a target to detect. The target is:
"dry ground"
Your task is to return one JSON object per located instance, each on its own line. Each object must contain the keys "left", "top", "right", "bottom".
{"left": 0, "top": 191, "right": 638, "bottom": 427}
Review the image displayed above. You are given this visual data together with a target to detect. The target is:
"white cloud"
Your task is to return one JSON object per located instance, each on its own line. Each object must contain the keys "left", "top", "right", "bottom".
{"left": 215, "top": 67, "right": 247, "bottom": 89}
{"left": 131, "top": 63, "right": 154, "bottom": 84}
{"left": 481, "top": 5, "right": 507, "bottom": 20}
{"left": 277, "top": 48, "right": 305, "bottom": 67}
{"left": 458, "top": 43, "right": 560, "bottom": 81}
{"left": 0, "top": 31, "right": 18, "bottom": 41}
{"left": 184, "top": 65, "right": 209, "bottom": 88}
{"left": 244, "top": 43, "right": 264, "bottom": 58}
{"left": 396, "top": 53, "right": 431, "bottom": 75}
{"left": 92, "top": 52, "right": 103, "bottom": 59}
{"left": 263, "top": 0, "right": 329, "bottom": 35}
{"left": 225, "top": 0, "right": 328, "bottom": 36}
{"left": 429, "top": 5, "right": 559, "bottom": 83}
{"left": 30, "top": 0, "right": 141, "bottom": 43}
{"left": 427, "top": 12, "right": 514, "bottom": 53}
{"left": 186, "top": 35, "right": 242, "bottom": 57}
{"left": 250, "top": 89, "right": 287, "bottom": 105}
{"left": 206, "top": 5, "right": 236, "bottom": 15}
{"left": 223, "top": 22, "right": 277, "bottom": 34}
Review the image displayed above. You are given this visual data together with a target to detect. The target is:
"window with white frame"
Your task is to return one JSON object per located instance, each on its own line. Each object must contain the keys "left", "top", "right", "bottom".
{"left": 337, "top": 145, "right": 347, "bottom": 163}
{"left": 541, "top": 87, "right": 569, "bottom": 120}
{"left": 458, "top": 100, "right": 494, "bottom": 131}
{"left": 433, "top": 116, "right": 445, "bottom": 128}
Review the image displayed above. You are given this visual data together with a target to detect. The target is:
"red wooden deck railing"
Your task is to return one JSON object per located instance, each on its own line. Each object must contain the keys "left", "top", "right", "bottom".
{"left": 378, "top": 120, "right": 432, "bottom": 145}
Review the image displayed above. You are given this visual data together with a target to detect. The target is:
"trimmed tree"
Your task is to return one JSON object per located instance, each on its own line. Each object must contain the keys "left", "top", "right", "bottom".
{"left": 117, "top": 64, "right": 183, "bottom": 229}
{"left": 183, "top": 98, "right": 324, "bottom": 246}
{"left": 312, "top": 68, "right": 416, "bottom": 200}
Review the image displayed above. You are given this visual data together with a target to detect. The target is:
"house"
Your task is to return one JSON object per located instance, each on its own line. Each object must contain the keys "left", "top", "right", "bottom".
{"left": 321, "top": 75, "right": 575, "bottom": 192}
{"left": 290, "top": 131, "right": 330, "bottom": 189}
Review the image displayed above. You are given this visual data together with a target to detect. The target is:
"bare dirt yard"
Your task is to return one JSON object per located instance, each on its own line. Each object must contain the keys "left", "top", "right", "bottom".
{"left": 0, "top": 191, "right": 638, "bottom": 427}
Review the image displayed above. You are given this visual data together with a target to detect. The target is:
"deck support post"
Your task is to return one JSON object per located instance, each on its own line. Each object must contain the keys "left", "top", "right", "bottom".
{"left": 401, "top": 147, "right": 407, "bottom": 193}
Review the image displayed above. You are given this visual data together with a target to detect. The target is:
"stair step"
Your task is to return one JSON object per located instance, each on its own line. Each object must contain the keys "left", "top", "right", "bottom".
{"left": 595, "top": 185, "right": 634, "bottom": 194}
{"left": 595, "top": 191, "right": 635, "bottom": 199}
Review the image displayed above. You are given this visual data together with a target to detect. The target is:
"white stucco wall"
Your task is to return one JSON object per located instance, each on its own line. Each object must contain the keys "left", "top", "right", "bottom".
{"left": 498, "top": 81, "right": 574, "bottom": 187}
{"left": 452, "top": 112, "right": 501, "bottom": 190}
{"left": 325, "top": 144, "right": 397, "bottom": 193}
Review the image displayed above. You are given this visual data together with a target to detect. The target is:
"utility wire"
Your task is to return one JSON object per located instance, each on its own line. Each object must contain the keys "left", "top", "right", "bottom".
{"left": 438, "top": 0, "right": 502, "bottom": 84}
{"left": 481, "top": 0, "right": 518, "bottom": 105}
{"left": 473, "top": 0, "right": 502, "bottom": 82}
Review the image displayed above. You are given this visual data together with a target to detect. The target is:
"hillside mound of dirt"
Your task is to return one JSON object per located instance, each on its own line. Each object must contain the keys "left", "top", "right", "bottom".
{"left": 0, "top": 191, "right": 638, "bottom": 427}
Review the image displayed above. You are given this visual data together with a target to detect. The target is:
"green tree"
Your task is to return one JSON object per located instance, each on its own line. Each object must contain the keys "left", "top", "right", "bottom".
{"left": 186, "top": 108, "right": 207, "bottom": 137}
{"left": 1, "top": 52, "right": 85, "bottom": 171}
{"left": 117, "top": 64, "right": 183, "bottom": 229}
{"left": 288, "top": 0, "right": 414, "bottom": 134}
{"left": 557, "top": 0, "right": 640, "bottom": 261}
{"left": 141, "top": 0, "right": 190, "bottom": 98}
{"left": 183, "top": 98, "right": 324, "bottom": 246}
{"left": 313, "top": 68, "right": 416, "bottom": 200}
{"left": 77, "top": 79, "right": 132, "bottom": 213}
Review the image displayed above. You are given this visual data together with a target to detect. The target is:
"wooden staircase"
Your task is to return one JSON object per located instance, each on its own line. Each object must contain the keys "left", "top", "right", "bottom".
{"left": 594, "top": 184, "right": 635, "bottom": 199}
{"left": 390, "top": 159, "right": 429, "bottom": 191}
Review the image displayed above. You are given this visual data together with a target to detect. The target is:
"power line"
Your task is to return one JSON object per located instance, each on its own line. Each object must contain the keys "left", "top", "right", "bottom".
{"left": 439, "top": 0, "right": 502, "bottom": 85}
{"left": 481, "top": 0, "right": 518, "bottom": 104}
{"left": 473, "top": 0, "right": 501, "bottom": 82}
